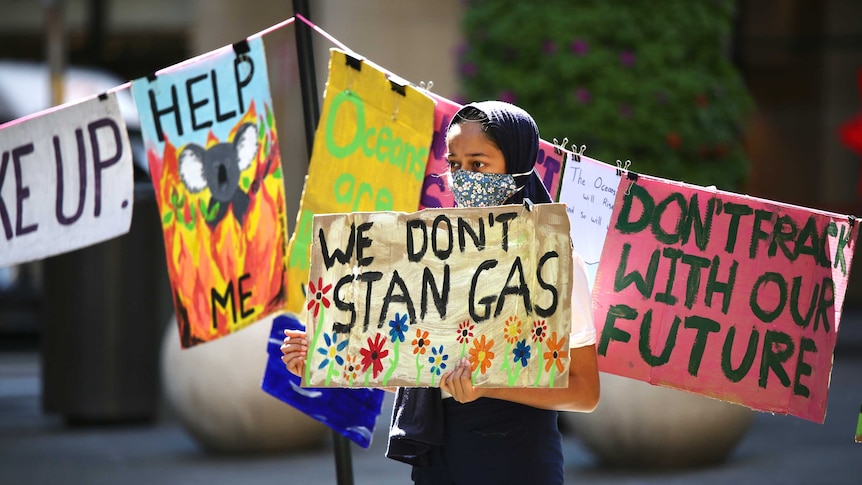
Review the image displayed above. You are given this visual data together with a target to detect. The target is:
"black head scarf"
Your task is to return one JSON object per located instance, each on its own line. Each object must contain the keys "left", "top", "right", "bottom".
{"left": 449, "top": 101, "right": 553, "bottom": 205}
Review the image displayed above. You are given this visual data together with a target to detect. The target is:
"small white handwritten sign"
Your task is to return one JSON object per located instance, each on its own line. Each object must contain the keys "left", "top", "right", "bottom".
{"left": 556, "top": 152, "right": 620, "bottom": 289}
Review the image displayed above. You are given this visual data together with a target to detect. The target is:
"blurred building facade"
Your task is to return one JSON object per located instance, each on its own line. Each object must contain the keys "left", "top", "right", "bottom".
{"left": 1, "top": 0, "right": 861, "bottom": 322}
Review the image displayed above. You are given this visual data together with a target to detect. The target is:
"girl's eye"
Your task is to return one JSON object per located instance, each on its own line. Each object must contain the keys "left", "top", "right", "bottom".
{"left": 448, "top": 160, "right": 460, "bottom": 170}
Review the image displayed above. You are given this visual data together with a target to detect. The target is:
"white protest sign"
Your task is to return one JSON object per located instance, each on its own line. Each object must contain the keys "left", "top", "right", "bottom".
{"left": 0, "top": 93, "right": 133, "bottom": 266}
{"left": 556, "top": 152, "right": 621, "bottom": 289}
{"left": 303, "top": 204, "right": 574, "bottom": 389}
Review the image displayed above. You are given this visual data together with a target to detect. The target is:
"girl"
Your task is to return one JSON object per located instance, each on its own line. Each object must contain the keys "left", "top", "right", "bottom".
{"left": 282, "top": 101, "right": 599, "bottom": 484}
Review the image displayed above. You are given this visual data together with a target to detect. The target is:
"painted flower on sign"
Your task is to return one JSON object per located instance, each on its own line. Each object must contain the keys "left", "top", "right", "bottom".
{"left": 543, "top": 332, "right": 567, "bottom": 374}
{"left": 412, "top": 329, "right": 431, "bottom": 355}
{"left": 343, "top": 354, "right": 359, "bottom": 383}
{"left": 316, "top": 331, "right": 348, "bottom": 369}
{"left": 469, "top": 335, "right": 495, "bottom": 375}
{"left": 503, "top": 316, "right": 523, "bottom": 344}
{"left": 531, "top": 320, "right": 547, "bottom": 343}
{"left": 429, "top": 345, "right": 449, "bottom": 376}
{"left": 307, "top": 277, "right": 332, "bottom": 319}
{"left": 388, "top": 312, "right": 408, "bottom": 343}
{"left": 456, "top": 320, "right": 475, "bottom": 344}
{"left": 360, "top": 333, "right": 389, "bottom": 379}
{"left": 513, "top": 339, "right": 531, "bottom": 368}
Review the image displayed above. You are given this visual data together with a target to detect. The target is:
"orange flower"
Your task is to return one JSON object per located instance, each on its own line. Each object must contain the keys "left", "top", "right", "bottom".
{"left": 469, "top": 335, "right": 495, "bottom": 375}
{"left": 543, "top": 332, "right": 568, "bottom": 374}
{"left": 411, "top": 329, "right": 431, "bottom": 355}
{"left": 343, "top": 354, "right": 358, "bottom": 382}
{"left": 503, "top": 316, "right": 522, "bottom": 344}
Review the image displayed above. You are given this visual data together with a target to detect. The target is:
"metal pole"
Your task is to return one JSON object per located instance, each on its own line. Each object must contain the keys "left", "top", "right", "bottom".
{"left": 292, "top": 0, "right": 321, "bottom": 152}
{"left": 290, "top": 2, "right": 354, "bottom": 485}
{"left": 44, "top": 0, "right": 66, "bottom": 107}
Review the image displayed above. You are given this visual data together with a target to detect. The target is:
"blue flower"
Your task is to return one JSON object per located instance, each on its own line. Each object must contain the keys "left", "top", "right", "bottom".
{"left": 388, "top": 312, "right": 408, "bottom": 343}
{"left": 317, "top": 331, "right": 348, "bottom": 369}
{"left": 513, "top": 339, "right": 531, "bottom": 368}
{"left": 429, "top": 345, "right": 449, "bottom": 376}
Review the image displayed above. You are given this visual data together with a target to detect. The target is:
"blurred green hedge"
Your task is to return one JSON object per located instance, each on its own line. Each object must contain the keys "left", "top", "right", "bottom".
{"left": 460, "top": 0, "right": 754, "bottom": 191}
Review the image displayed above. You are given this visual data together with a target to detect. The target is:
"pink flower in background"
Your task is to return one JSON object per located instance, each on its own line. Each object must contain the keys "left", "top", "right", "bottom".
{"left": 543, "top": 40, "right": 557, "bottom": 54}
{"left": 460, "top": 62, "right": 478, "bottom": 77}
{"left": 570, "top": 39, "right": 589, "bottom": 56}
{"left": 620, "top": 50, "right": 636, "bottom": 67}
{"left": 500, "top": 90, "right": 517, "bottom": 104}
{"left": 619, "top": 104, "right": 633, "bottom": 118}
{"left": 575, "top": 87, "right": 591, "bottom": 104}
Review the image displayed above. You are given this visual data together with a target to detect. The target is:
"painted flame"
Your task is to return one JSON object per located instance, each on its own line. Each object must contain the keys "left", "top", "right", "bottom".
{"left": 149, "top": 101, "right": 287, "bottom": 347}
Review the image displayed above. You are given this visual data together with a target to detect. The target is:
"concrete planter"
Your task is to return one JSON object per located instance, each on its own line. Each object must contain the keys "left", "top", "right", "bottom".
{"left": 160, "top": 315, "right": 328, "bottom": 454}
{"left": 561, "top": 373, "right": 754, "bottom": 469}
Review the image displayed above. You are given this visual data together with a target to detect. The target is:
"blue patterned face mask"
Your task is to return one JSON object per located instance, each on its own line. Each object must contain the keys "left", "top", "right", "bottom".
{"left": 448, "top": 169, "right": 526, "bottom": 207}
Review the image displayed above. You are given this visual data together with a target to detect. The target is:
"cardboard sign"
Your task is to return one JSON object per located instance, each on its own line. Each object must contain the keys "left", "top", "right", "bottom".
{"left": 556, "top": 153, "right": 621, "bottom": 289}
{"left": 285, "top": 49, "right": 435, "bottom": 314}
{"left": 0, "top": 93, "right": 133, "bottom": 266}
{"left": 593, "top": 174, "right": 857, "bottom": 423}
{"left": 131, "top": 37, "right": 289, "bottom": 347}
{"left": 303, "top": 203, "right": 573, "bottom": 389}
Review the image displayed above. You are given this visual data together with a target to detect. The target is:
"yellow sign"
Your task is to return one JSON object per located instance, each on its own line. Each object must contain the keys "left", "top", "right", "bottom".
{"left": 286, "top": 49, "right": 435, "bottom": 313}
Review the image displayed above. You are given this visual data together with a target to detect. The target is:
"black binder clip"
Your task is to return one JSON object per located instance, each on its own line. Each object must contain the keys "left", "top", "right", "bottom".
{"left": 345, "top": 52, "right": 363, "bottom": 71}
{"left": 232, "top": 39, "right": 251, "bottom": 56}
{"left": 625, "top": 170, "right": 639, "bottom": 195}
{"left": 388, "top": 77, "right": 407, "bottom": 96}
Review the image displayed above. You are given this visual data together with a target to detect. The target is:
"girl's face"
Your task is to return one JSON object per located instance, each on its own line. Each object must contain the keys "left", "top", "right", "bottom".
{"left": 444, "top": 121, "right": 507, "bottom": 174}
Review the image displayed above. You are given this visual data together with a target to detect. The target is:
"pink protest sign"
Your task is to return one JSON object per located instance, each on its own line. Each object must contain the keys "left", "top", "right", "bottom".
{"left": 417, "top": 93, "right": 564, "bottom": 210}
{"left": 592, "top": 174, "right": 857, "bottom": 423}
{"left": 418, "top": 93, "right": 459, "bottom": 210}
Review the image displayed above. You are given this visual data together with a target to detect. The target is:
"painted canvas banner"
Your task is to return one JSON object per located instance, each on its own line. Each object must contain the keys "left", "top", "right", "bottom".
{"left": 261, "top": 313, "right": 384, "bottom": 448}
{"left": 417, "top": 92, "right": 564, "bottom": 211}
{"left": 535, "top": 139, "right": 565, "bottom": 200}
{"left": 131, "top": 38, "right": 289, "bottom": 347}
{"left": 592, "top": 174, "right": 857, "bottom": 422}
{"left": 0, "top": 93, "right": 133, "bottom": 266}
{"left": 302, "top": 203, "right": 573, "bottom": 389}
{"left": 556, "top": 153, "right": 621, "bottom": 289}
{"left": 418, "top": 92, "right": 459, "bottom": 210}
{"left": 285, "top": 49, "right": 435, "bottom": 314}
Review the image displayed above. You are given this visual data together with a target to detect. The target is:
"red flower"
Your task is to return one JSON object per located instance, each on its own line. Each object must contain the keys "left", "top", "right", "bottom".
{"left": 456, "top": 320, "right": 475, "bottom": 344}
{"left": 666, "top": 132, "right": 681, "bottom": 150}
{"left": 360, "top": 333, "right": 390, "bottom": 379}
{"left": 306, "top": 277, "right": 332, "bottom": 319}
{"left": 532, "top": 320, "right": 547, "bottom": 343}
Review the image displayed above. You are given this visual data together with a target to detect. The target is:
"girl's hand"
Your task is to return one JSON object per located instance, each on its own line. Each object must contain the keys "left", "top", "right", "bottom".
{"left": 440, "top": 358, "right": 485, "bottom": 403}
{"left": 281, "top": 329, "right": 308, "bottom": 377}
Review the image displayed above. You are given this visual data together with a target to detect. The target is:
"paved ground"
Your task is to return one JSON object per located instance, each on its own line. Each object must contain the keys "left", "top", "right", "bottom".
{"left": 2, "top": 310, "right": 862, "bottom": 485}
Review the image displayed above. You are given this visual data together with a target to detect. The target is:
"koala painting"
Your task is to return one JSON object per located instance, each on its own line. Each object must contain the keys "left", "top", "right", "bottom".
{"left": 177, "top": 122, "right": 258, "bottom": 226}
